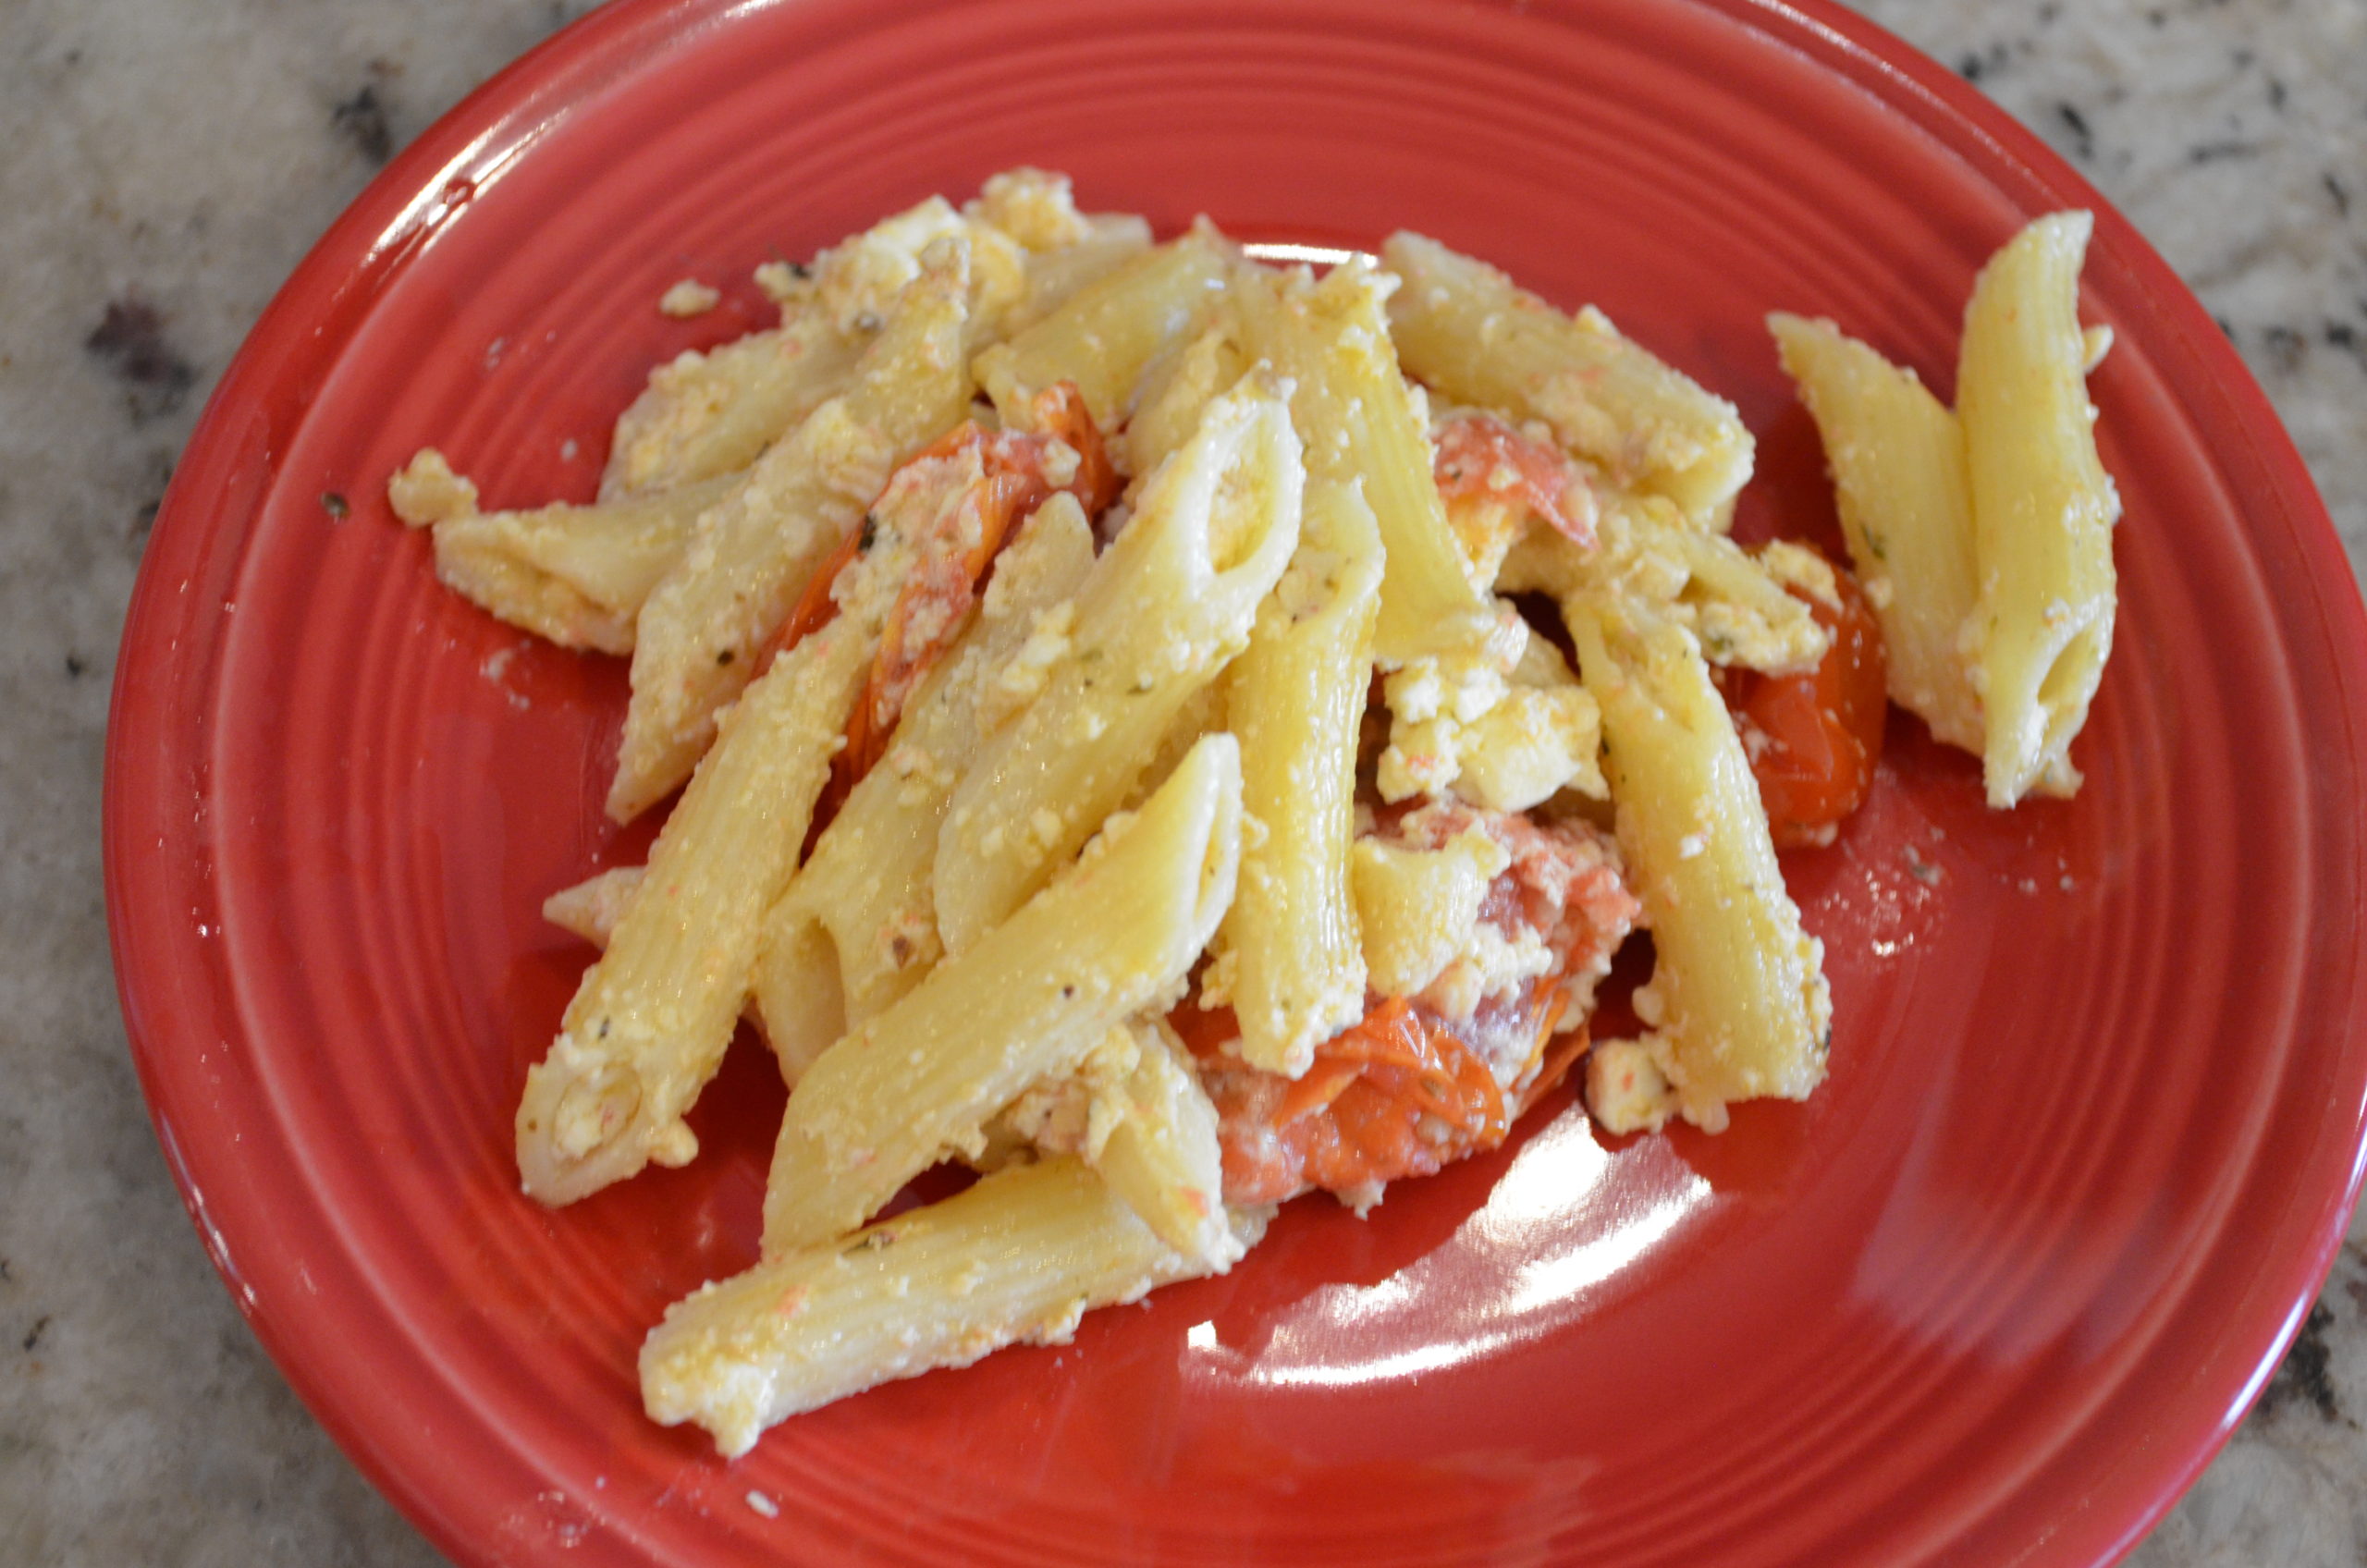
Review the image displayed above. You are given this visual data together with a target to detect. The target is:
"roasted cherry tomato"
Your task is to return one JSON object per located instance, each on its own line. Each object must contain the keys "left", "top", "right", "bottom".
{"left": 1724, "top": 552, "right": 1887, "bottom": 848}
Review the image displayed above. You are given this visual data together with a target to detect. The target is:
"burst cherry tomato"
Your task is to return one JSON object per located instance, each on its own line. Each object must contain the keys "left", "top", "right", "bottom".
{"left": 1725, "top": 553, "right": 1887, "bottom": 848}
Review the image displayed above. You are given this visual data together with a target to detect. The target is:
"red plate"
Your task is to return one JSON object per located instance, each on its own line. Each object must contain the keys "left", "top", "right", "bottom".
{"left": 104, "top": 1, "right": 2367, "bottom": 1563}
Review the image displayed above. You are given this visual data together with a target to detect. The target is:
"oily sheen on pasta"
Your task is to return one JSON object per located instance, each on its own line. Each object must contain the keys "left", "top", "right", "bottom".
{"left": 390, "top": 171, "right": 2119, "bottom": 1457}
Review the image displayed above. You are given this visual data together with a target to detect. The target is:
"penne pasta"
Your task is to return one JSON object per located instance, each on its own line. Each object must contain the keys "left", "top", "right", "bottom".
{"left": 1383, "top": 231, "right": 1755, "bottom": 528}
{"left": 394, "top": 172, "right": 2135, "bottom": 1446}
{"left": 761, "top": 731, "right": 1245, "bottom": 1255}
{"left": 514, "top": 620, "right": 870, "bottom": 1205}
{"left": 541, "top": 865, "right": 644, "bottom": 947}
{"left": 973, "top": 225, "right": 1233, "bottom": 430}
{"left": 1234, "top": 258, "right": 1501, "bottom": 671}
{"left": 930, "top": 375, "right": 1301, "bottom": 957}
{"left": 643, "top": 1156, "right": 1262, "bottom": 1458}
{"left": 1565, "top": 599, "right": 1830, "bottom": 1131}
{"left": 389, "top": 452, "right": 737, "bottom": 654}
{"left": 601, "top": 320, "right": 867, "bottom": 502}
{"left": 752, "top": 493, "right": 1098, "bottom": 1059}
{"left": 1089, "top": 1018, "right": 1240, "bottom": 1268}
{"left": 1956, "top": 212, "right": 2118, "bottom": 805}
{"left": 1213, "top": 478, "right": 1382, "bottom": 1075}
{"left": 1497, "top": 490, "right": 1828, "bottom": 676}
{"left": 611, "top": 238, "right": 975, "bottom": 820}
{"left": 994, "top": 213, "right": 1158, "bottom": 339}
{"left": 1770, "top": 312, "right": 1984, "bottom": 754}
{"left": 1125, "top": 323, "right": 1251, "bottom": 483}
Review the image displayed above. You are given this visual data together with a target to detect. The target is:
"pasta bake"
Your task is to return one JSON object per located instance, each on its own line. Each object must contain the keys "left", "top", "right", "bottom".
{"left": 386, "top": 170, "right": 2118, "bottom": 1456}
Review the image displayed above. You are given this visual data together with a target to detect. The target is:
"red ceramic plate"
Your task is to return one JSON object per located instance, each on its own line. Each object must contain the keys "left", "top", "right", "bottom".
{"left": 104, "top": 1, "right": 2367, "bottom": 1563}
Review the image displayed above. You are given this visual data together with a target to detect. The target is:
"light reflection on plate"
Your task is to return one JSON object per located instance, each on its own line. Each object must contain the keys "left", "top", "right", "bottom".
{"left": 1189, "top": 1109, "right": 1711, "bottom": 1390}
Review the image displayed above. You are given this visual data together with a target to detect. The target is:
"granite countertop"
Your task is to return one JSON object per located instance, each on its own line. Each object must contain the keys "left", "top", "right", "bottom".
{"left": 2, "top": 0, "right": 2361, "bottom": 1562}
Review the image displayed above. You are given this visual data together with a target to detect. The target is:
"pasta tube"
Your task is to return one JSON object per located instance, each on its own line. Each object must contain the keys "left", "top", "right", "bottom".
{"left": 1091, "top": 1018, "right": 1240, "bottom": 1268}
{"left": 388, "top": 451, "right": 736, "bottom": 654}
{"left": 1770, "top": 312, "right": 1983, "bottom": 754}
{"left": 995, "top": 213, "right": 1157, "bottom": 338}
{"left": 601, "top": 319, "right": 866, "bottom": 501}
{"left": 931, "top": 375, "right": 1300, "bottom": 956}
{"left": 1383, "top": 231, "right": 1754, "bottom": 528}
{"left": 1235, "top": 259, "right": 1499, "bottom": 669}
{"left": 752, "top": 494, "right": 1098, "bottom": 1055}
{"left": 973, "top": 226, "right": 1233, "bottom": 430}
{"left": 1957, "top": 212, "right": 2118, "bottom": 805}
{"left": 1498, "top": 491, "right": 1828, "bottom": 675}
{"left": 514, "top": 620, "right": 870, "bottom": 1205}
{"left": 762, "top": 731, "right": 1245, "bottom": 1254}
{"left": 611, "top": 239, "right": 974, "bottom": 820}
{"left": 1214, "top": 478, "right": 1382, "bottom": 1074}
{"left": 1567, "top": 600, "right": 1830, "bottom": 1130}
{"left": 643, "top": 1157, "right": 1261, "bottom": 1457}
{"left": 541, "top": 865, "right": 644, "bottom": 947}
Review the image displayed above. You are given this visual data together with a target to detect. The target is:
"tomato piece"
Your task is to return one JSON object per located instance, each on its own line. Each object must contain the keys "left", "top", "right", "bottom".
{"left": 1726, "top": 553, "right": 1887, "bottom": 848}
{"left": 1431, "top": 410, "right": 1595, "bottom": 548}
{"left": 1186, "top": 993, "right": 1538, "bottom": 1206}
{"left": 756, "top": 380, "right": 1120, "bottom": 818}
{"left": 843, "top": 383, "right": 1120, "bottom": 778}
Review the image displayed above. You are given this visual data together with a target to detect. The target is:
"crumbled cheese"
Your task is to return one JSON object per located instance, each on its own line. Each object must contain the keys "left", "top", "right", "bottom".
{"left": 1454, "top": 683, "right": 1606, "bottom": 809}
{"left": 386, "top": 447, "right": 478, "bottom": 526}
{"left": 753, "top": 260, "right": 805, "bottom": 304}
{"left": 1196, "top": 946, "right": 1240, "bottom": 1009}
{"left": 1584, "top": 1037, "right": 1679, "bottom": 1134}
{"left": 1376, "top": 647, "right": 1518, "bottom": 802}
{"left": 658, "top": 278, "right": 722, "bottom": 318}
{"left": 1757, "top": 538, "right": 1841, "bottom": 611}
{"left": 1038, "top": 438, "right": 1081, "bottom": 488}
{"left": 964, "top": 167, "right": 1090, "bottom": 251}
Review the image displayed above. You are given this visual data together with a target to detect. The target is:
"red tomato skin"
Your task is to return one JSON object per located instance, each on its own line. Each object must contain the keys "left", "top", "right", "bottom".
{"left": 1728, "top": 557, "right": 1887, "bottom": 848}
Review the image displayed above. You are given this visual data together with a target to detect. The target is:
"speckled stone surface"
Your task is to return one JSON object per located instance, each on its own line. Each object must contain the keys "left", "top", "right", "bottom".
{"left": 1, "top": 2, "right": 2360, "bottom": 1564}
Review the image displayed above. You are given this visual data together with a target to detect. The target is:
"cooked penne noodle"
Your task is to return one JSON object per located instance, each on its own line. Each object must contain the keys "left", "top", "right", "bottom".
{"left": 931, "top": 377, "right": 1301, "bottom": 956}
{"left": 644, "top": 1156, "right": 1261, "bottom": 1458}
{"left": 753, "top": 494, "right": 1098, "bottom": 1058}
{"left": 1957, "top": 211, "right": 2118, "bottom": 805}
{"left": 1383, "top": 231, "right": 1755, "bottom": 528}
{"left": 541, "top": 865, "right": 645, "bottom": 947}
{"left": 611, "top": 239, "right": 975, "bottom": 820}
{"left": 606, "top": 176, "right": 1122, "bottom": 503}
{"left": 1235, "top": 259, "right": 1500, "bottom": 670}
{"left": 1565, "top": 600, "right": 1831, "bottom": 1130}
{"left": 1214, "top": 479, "right": 1382, "bottom": 1075}
{"left": 515, "top": 621, "right": 870, "bottom": 1206}
{"left": 389, "top": 452, "right": 736, "bottom": 654}
{"left": 1770, "top": 312, "right": 1984, "bottom": 754}
{"left": 762, "top": 731, "right": 1244, "bottom": 1255}
{"left": 974, "top": 225, "right": 1233, "bottom": 430}
{"left": 995, "top": 213, "right": 1158, "bottom": 338}
{"left": 1125, "top": 323, "right": 1251, "bottom": 482}
{"left": 1089, "top": 1018, "right": 1240, "bottom": 1268}
{"left": 1497, "top": 491, "right": 1828, "bottom": 676}
{"left": 601, "top": 320, "right": 867, "bottom": 502}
